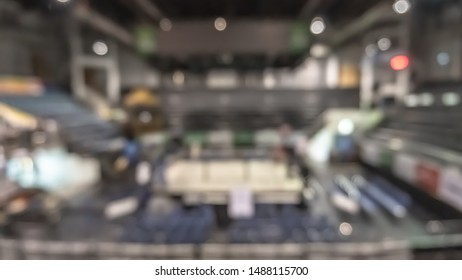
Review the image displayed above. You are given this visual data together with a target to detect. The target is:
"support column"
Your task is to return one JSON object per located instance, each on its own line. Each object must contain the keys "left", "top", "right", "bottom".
{"left": 68, "top": 15, "right": 121, "bottom": 105}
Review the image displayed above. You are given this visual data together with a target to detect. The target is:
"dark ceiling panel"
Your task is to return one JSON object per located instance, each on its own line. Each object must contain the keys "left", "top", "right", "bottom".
{"left": 89, "top": 0, "right": 137, "bottom": 27}
{"left": 150, "top": 0, "right": 309, "bottom": 19}
{"left": 325, "top": 0, "right": 384, "bottom": 25}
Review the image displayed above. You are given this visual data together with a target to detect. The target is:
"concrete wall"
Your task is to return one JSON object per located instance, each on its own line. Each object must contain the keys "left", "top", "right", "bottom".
{"left": 118, "top": 47, "right": 160, "bottom": 89}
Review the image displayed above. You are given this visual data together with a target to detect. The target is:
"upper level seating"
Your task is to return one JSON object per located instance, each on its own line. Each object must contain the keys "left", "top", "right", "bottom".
{"left": 369, "top": 92, "right": 462, "bottom": 152}
{"left": 0, "top": 92, "right": 124, "bottom": 155}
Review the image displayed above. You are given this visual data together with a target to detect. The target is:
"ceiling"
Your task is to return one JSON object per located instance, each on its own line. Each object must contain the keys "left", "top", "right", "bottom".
{"left": 86, "top": 0, "right": 383, "bottom": 26}
{"left": 15, "top": 0, "right": 383, "bottom": 28}
{"left": 14, "top": 0, "right": 387, "bottom": 71}
{"left": 149, "top": 0, "right": 309, "bottom": 19}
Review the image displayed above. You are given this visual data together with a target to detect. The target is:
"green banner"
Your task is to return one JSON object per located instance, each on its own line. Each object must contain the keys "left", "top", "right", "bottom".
{"left": 380, "top": 150, "right": 394, "bottom": 170}
{"left": 135, "top": 25, "right": 158, "bottom": 55}
{"left": 185, "top": 132, "right": 208, "bottom": 146}
{"left": 290, "top": 22, "right": 310, "bottom": 54}
{"left": 233, "top": 132, "right": 255, "bottom": 147}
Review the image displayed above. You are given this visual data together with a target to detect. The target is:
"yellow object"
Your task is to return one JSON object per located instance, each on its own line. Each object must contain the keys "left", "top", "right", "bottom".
{"left": 123, "top": 88, "right": 159, "bottom": 107}
{"left": 0, "top": 103, "right": 38, "bottom": 129}
{"left": 0, "top": 76, "right": 43, "bottom": 96}
{"left": 339, "top": 63, "right": 360, "bottom": 88}
{"left": 114, "top": 156, "right": 129, "bottom": 172}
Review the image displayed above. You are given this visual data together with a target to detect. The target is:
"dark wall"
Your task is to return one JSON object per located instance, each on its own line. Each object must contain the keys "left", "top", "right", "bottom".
{"left": 157, "top": 20, "right": 295, "bottom": 56}
{"left": 154, "top": 88, "right": 360, "bottom": 130}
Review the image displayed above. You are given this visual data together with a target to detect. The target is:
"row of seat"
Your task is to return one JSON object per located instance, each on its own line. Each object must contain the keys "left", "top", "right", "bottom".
{"left": 229, "top": 205, "right": 340, "bottom": 244}
{"left": 120, "top": 206, "right": 214, "bottom": 244}
{"left": 370, "top": 105, "right": 462, "bottom": 152}
{"left": 0, "top": 93, "right": 123, "bottom": 155}
{"left": 182, "top": 110, "right": 322, "bottom": 131}
{"left": 385, "top": 109, "right": 462, "bottom": 128}
{"left": 372, "top": 127, "right": 461, "bottom": 152}
{"left": 119, "top": 203, "right": 342, "bottom": 245}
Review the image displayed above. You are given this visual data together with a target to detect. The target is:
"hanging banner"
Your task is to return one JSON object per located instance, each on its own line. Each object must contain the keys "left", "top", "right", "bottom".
{"left": 380, "top": 150, "right": 394, "bottom": 170}
{"left": 290, "top": 22, "right": 310, "bottom": 54}
{"left": 416, "top": 161, "right": 441, "bottom": 197}
{"left": 360, "top": 141, "right": 382, "bottom": 166}
{"left": 438, "top": 167, "right": 462, "bottom": 211}
{"left": 228, "top": 186, "right": 254, "bottom": 219}
{"left": 393, "top": 153, "right": 418, "bottom": 184}
{"left": 339, "top": 63, "right": 360, "bottom": 88}
{"left": 135, "top": 25, "right": 158, "bottom": 55}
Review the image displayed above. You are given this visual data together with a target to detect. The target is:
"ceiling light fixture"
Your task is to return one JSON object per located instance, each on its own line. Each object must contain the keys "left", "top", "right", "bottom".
{"left": 172, "top": 71, "right": 185, "bottom": 86}
{"left": 92, "top": 41, "right": 108, "bottom": 56}
{"left": 393, "top": 0, "right": 411, "bottom": 14}
{"left": 365, "top": 44, "right": 378, "bottom": 57}
{"left": 377, "top": 37, "right": 392, "bottom": 51}
{"left": 310, "top": 17, "right": 326, "bottom": 35}
{"left": 214, "top": 17, "right": 227, "bottom": 31}
{"left": 310, "top": 44, "right": 330, "bottom": 58}
{"left": 160, "top": 18, "right": 172, "bottom": 31}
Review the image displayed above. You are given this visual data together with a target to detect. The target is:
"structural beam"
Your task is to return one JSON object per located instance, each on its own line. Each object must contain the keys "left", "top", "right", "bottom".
{"left": 329, "top": 3, "right": 401, "bottom": 48}
{"left": 73, "top": 4, "right": 134, "bottom": 46}
{"left": 298, "top": 0, "right": 323, "bottom": 20}
{"left": 133, "top": 0, "right": 164, "bottom": 22}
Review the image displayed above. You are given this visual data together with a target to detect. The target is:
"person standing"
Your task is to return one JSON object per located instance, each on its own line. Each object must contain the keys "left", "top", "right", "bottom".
{"left": 278, "top": 123, "right": 310, "bottom": 187}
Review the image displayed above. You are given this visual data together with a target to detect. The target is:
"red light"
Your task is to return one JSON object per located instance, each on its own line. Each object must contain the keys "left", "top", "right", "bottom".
{"left": 390, "top": 55, "right": 409, "bottom": 71}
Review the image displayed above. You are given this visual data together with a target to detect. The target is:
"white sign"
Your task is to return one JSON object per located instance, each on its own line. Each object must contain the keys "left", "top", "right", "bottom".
{"left": 361, "top": 141, "right": 381, "bottom": 166}
{"left": 438, "top": 166, "right": 462, "bottom": 211}
{"left": 136, "top": 162, "right": 152, "bottom": 185}
{"left": 228, "top": 186, "right": 254, "bottom": 219}
{"left": 393, "top": 153, "right": 418, "bottom": 184}
{"left": 104, "top": 196, "right": 138, "bottom": 220}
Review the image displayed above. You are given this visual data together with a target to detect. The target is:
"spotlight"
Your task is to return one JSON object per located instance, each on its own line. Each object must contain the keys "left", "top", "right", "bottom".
{"left": 405, "top": 94, "right": 418, "bottom": 107}
{"left": 420, "top": 93, "right": 434, "bottom": 107}
{"left": 263, "top": 73, "right": 276, "bottom": 89}
{"left": 310, "top": 44, "right": 330, "bottom": 58}
{"left": 92, "top": 41, "right": 108, "bottom": 56}
{"left": 339, "top": 222, "right": 353, "bottom": 236}
{"left": 337, "top": 119, "right": 355, "bottom": 136}
{"left": 442, "top": 92, "right": 460, "bottom": 107}
{"left": 377, "top": 37, "right": 391, "bottom": 51}
{"left": 172, "top": 71, "right": 185, "bottom": 86}
{"left": 214, "top": 17, "right": 227, "bottom": 31}
{"left": 365, "top": 44, "right": 378, "bottom": 57}
{"left": 160, "top": 18, "right": 172, "bottom": 31}
{"left": 393, "top": 0, "right": 411, "bottom": 14}
{"left": 310, "top": 17, "right": 326, "bottom": 35}
{"left": 437, "top": 52, "right": 450, "bottom": 66}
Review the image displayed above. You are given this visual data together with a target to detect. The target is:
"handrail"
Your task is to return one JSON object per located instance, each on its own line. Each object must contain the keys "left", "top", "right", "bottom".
{"left": 306, "top": 111, "right": 325, "bottom": 139}
{"left": 363, "top": 135, "right": 462, "bottom": 167}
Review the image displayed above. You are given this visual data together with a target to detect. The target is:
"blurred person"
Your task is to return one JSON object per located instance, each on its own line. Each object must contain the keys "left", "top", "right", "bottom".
{"left": 278, "top": 123, "right": 310, "bottom": 187}
{"left": 135, "top": 130, "right": 184, "bottom": 213}
{"left": 152, "top": 131, "right": 184, "bottom": 191}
